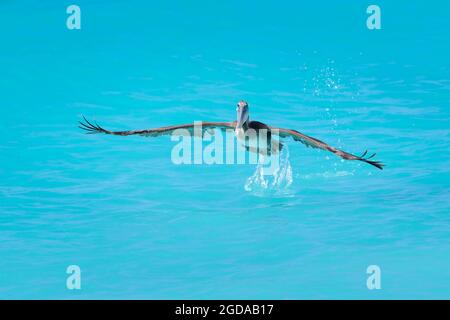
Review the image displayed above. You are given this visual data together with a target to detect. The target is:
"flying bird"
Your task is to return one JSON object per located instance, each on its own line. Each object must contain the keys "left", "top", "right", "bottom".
{"left": 79, "top": 100, "right": 384, "bottom": 170}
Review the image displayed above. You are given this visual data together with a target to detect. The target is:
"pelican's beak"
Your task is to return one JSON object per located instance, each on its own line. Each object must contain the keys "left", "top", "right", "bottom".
{"left": 236, "top": 106, "right": 248, "bottom": 129}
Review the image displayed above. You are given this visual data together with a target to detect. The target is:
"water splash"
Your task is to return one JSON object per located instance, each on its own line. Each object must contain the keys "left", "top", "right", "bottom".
{"left": 244, "top": 144, "right": 293, "bottom": 195}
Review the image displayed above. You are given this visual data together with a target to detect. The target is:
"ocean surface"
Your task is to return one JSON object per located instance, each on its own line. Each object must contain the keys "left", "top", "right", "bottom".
{"left": 0, "top": 1, "right": 449, "bottom": 299}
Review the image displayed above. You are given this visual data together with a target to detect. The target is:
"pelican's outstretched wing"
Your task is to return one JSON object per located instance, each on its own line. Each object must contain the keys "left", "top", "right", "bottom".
{"left": 78, "top": 116, "right": 236, "bottom": 137}
{"left": 272, "top": 127, "right": 384, "bottom": 170}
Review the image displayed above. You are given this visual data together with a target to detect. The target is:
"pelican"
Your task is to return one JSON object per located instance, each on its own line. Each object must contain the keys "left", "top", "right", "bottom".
{"left": 79, "top": 100, "right": 384, "bottom": 169}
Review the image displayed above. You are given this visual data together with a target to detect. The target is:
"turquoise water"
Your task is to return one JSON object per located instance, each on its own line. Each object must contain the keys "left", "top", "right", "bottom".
{"left": 1, "top": 1, "right": 449, "bottom": 299}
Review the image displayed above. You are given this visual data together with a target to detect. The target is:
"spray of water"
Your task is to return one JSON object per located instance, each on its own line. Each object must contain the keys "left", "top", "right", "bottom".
{"left": 244, "top": 144, "right": 293, "bottom": 195}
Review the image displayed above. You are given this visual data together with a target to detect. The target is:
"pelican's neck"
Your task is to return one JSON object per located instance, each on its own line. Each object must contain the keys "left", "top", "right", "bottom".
{"left": 235, "top": 119, "right": 248, "bottom": 131}
{"left": 235, "top": 120, "right": 248, "bottom": 141}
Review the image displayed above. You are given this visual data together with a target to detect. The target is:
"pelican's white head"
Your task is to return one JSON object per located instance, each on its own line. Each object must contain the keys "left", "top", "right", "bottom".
{"left": 236, "top": 100, "right": 249, "bottom": 129}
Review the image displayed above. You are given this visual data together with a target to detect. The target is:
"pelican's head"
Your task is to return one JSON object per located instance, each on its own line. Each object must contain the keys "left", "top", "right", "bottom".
{"left": 236, "top": 100, "right": 249, "bottom": 129}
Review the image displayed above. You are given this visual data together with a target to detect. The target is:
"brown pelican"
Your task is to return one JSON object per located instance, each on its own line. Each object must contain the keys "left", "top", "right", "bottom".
{"left": 79, "top": 100, "right": 384, "bottom": 169}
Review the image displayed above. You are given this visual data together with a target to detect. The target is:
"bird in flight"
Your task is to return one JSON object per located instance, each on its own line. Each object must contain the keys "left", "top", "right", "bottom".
{"left": 79, "top": 100, "right": 384, "bottom": 170}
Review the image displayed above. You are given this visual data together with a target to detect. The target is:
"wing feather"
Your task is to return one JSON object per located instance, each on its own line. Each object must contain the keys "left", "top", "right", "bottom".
{"left": 272, "top": 127, "right": 384, "bottom": 170}
{"left": 79, "top": 116, "right": 236, "bottom": 137}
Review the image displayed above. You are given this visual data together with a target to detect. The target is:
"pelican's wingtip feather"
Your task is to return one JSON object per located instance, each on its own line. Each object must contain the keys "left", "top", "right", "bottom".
{"left": 358, "top": 150, "right": 384, "bottom": 170}
{"left": 78, "top": 116, "right": 108, "bottom": 134}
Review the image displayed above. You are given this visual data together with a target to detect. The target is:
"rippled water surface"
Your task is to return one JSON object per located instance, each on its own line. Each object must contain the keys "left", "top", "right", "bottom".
{"left": 0, "top": 1, "right": 449, "bottom": 298}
